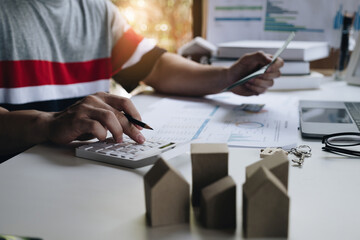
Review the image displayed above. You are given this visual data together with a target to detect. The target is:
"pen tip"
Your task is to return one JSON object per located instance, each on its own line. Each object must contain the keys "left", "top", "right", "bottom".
{"left": 145, "top": 124, "right": 153, "bottom": 130}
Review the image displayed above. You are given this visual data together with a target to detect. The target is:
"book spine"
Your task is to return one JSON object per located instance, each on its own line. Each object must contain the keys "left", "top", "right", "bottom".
{"left": 211, "top": 58, "right": 310, "bottom": 75}
{"left": 217, "top": 47, "right": 328, "bottom": 61}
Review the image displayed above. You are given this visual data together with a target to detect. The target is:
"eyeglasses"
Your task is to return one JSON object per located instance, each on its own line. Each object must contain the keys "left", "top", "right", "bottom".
{"left": 322, "top": 132, "right": 360, "bottom": 157}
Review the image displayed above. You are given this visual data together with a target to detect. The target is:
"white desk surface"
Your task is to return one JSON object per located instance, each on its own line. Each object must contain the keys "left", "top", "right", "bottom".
{"left": 1, "top": 80, "right": 360, "bottom": 240}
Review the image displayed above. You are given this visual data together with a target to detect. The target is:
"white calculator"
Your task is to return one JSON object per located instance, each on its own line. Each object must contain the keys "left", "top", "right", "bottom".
{"left": 75, "top": 136, "right": 176, "bottom": 168}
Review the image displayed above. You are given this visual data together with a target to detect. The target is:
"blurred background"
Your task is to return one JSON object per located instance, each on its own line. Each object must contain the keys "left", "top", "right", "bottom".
{"left": 109, "top": 0, "right": 360, "bottom": 95}
{"left": 112, "top": 0, "right": 193, "bottom": 53}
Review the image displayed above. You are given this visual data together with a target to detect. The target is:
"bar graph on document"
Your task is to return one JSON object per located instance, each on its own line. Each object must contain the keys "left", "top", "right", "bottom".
{"left": 207, "top": 0, "right": 265, "bottom": 43}
{"left": 207, "top": 0, "right": 360, "bottom": 47}
{"left": 141, "top": 94, "right": 298, "bottom": 149}
{"left": 265, "top": 0, "right": 324, "bottom": 33}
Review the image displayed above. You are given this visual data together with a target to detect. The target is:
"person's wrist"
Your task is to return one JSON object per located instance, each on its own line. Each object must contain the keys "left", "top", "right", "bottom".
{"left": 34, "top": 111, "right": 54, "bottom": 144}
{"left": 214, "top": 67, "right": 232, "bottom": 93}
{"left": 221, "top": 66, "right": 236, "bottom": 92}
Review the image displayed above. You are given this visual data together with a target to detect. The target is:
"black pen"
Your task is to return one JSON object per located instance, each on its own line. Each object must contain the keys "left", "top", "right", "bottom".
{"left": 338, "top": 14, "right": 353, "bottom": 71}
{"left": 123, "top": 112, "right": 153, "bottom": 130}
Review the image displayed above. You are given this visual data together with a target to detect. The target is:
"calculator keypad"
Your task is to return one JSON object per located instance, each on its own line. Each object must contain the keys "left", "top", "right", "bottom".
{"left": 77, "top": 137, "right": 169, "bottom": 161}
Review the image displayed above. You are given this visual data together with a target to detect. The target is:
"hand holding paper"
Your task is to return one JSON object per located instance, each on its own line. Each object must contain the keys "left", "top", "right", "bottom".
{"left": 222, "top": 32, "right": 295, "bottom": 92}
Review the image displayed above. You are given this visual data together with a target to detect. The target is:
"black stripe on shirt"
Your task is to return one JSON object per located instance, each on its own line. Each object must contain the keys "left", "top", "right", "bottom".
{"left": 1, "top": 97, "right": 84, "bottom": 112}
{"left": 113, "top": 46, "right": 167, "bottom": 92}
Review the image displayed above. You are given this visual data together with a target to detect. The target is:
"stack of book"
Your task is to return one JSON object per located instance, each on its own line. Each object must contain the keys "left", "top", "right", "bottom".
{"left": 212, "top": 40, "right": 330, "bottom": 90}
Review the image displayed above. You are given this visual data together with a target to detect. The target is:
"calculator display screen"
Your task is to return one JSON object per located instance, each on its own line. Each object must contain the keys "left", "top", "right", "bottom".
{"left": 159, "top": 143, "right": 175, "bottom": 149}
{"left": 301, "top": 108, "right": 352, "bottom": 124}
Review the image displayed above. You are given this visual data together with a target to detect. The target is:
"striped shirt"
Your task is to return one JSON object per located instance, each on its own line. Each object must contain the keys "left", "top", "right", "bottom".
{"left": 0, "top": 0, "right": 165, "bottom": 111}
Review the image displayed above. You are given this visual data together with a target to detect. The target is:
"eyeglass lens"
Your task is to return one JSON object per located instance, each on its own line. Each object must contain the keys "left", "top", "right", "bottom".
{"left": 327, "top": 134, "right": 360, "bottom": 146}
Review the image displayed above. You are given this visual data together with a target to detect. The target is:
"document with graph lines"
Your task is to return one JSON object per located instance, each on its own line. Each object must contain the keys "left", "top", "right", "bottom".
{"left": 141, "top": 93, "right": 298, "bottom": 149}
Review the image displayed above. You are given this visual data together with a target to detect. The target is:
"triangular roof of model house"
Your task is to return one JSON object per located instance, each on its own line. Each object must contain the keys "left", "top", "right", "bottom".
{"left": 246, "top": 150, "right": 288, "bottom": 179}
{"left": 243, "top": 166, "right": 288, "bottom": 198}
{"left": 144, "top": 158, "right": 188, "bottom": 189}
{"left": 201, "top": 176, "right": 236, "bottom": 201}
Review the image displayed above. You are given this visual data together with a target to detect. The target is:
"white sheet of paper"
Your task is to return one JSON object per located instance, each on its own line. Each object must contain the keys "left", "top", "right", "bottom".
{"left": 141, "top": 93, "right": 298, "bottom": 149}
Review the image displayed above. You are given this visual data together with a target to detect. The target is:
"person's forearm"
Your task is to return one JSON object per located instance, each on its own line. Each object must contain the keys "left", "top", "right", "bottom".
{"left": 0, "top": 108, "right": 52, "bottom": 155}
{"left": 143, "top": 52, "right": 231, "bottom": 96}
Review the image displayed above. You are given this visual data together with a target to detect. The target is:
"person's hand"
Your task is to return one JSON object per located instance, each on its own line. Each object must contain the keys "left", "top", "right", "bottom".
{"left": 226, "top": 51, "right": 284, "bottom": 96}
{"left": 46, "top": 92, "right": 145, "bottom": 145}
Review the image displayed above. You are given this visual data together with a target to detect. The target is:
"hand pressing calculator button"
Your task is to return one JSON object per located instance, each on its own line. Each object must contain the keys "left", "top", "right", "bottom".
{"left": 75, "top": 136, "right": 176, "bottom": 168}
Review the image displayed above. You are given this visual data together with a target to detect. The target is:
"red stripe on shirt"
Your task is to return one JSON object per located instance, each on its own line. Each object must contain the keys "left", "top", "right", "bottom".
{"left": 111, "top": 28, "right": 144, "bottom": 75}
{"left": 0, "top": 58, "right": 112, "bottom": 88}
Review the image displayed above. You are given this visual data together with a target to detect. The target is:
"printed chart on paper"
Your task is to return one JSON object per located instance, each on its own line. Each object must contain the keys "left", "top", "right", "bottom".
{"left": 141, "top": 93, "right": 298, "bottom": 149}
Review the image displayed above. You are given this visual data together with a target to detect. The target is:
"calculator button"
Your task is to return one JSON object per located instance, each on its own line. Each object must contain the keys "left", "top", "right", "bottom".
{"left": 121, "top": 152, "right": 128, "bottom": 155}
{"left": 110, "top": 153, "right": 120, "bottom": 157}
{"left": 92, "top": 148, "right": 104, "bottom": 152}
{"left": 98, "top": 150, "right": 113, "bottom": 155}
{"left": 106, "top": 147, "right": 118, "bottom": 151}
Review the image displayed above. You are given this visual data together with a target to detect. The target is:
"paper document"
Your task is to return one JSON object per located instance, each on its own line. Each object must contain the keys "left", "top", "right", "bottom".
{"left": 221, "top": 32, "right": 295, "bottom": 92}
{"left": 141, "top": 93, "right": 298, "bottom": 149}
{"left": 206, "top": 0, "right": 360, "bottom": 47}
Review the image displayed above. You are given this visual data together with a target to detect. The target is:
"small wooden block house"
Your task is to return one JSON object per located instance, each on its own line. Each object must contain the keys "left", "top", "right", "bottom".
{"left": 200, "top": 176, "right": 236, "bottom": 229}
{"left": 144, "top": 158, "right": 190, "bottom": 227}
{"left": 191, "top": 143, "right": 228, "bottom": 206}
{"left": 243, "top": 166, "right": 289, "bottom": 238}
